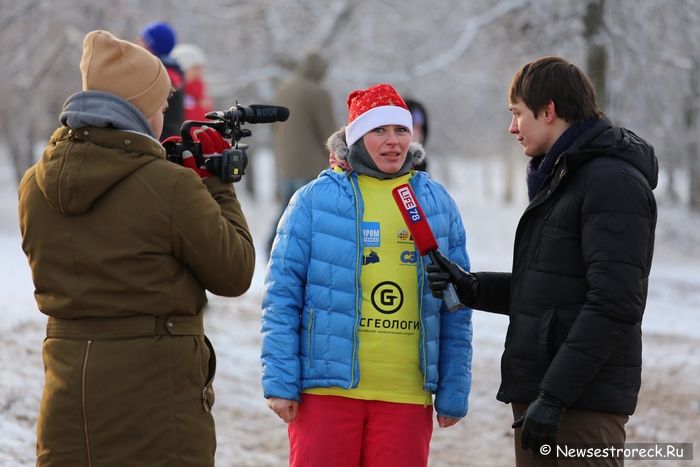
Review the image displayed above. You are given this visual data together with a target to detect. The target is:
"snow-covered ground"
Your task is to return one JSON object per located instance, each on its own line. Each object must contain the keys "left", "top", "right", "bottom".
{"left": 1, "top": 149, "right": 698, "bottom": 466}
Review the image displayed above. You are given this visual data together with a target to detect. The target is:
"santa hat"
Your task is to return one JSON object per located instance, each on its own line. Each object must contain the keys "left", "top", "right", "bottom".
{"left": 344, "top": 83, "right": 413, "bottom": 147}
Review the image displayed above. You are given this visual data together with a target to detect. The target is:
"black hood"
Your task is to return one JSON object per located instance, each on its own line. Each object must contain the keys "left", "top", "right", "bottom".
{"left": 565, "top": 117, "right": 658, "bottom": 190}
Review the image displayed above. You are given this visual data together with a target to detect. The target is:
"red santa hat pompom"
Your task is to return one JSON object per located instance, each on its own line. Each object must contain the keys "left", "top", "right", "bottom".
{"left": 344, "top": 83, "right": 413, "bottom": 147}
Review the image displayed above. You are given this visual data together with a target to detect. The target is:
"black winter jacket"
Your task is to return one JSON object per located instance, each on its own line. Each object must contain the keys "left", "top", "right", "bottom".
{"left": 474, "top": 117, "right": 657, "bottom": 415}
{"left": 160, "top": 56, "right": 184, "bottom": 139}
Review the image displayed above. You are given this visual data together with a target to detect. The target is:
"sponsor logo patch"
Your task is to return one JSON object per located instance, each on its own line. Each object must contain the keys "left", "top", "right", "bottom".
{"left": 363, "top": 250, "right": 380, "bottom": 265}
{"left": 396, "top": 228, "right": 412, "bottom": 243}
{"left": 400, "top": 250, "right": 418, "bottom": 264}
{"left": 362, "top": 222, "right": 381, "bottom": 247}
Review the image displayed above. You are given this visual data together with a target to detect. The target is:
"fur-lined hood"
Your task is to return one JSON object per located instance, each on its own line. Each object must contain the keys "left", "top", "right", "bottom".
{"left": 326, "top": 127, "right": 426, "bottom": 168}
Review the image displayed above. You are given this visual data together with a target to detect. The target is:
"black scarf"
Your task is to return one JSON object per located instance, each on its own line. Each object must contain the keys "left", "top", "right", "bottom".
{"left": 526, "top": 118, "right": 598, "bottom": 200}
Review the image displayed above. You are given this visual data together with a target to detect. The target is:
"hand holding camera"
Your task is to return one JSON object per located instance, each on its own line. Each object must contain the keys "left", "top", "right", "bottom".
{"left": 191, "top": 126, "right": 231, "bottom": 178}
{"left": 164, "top": 126, "right": 230, "bottom": 179}
{"left": 163, "top": 104, "right": 289, "bottom": 183}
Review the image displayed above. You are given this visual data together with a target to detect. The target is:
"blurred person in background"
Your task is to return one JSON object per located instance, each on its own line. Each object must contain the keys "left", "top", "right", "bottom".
{"left": 19, "top": 29, "right": 255, "bottom": 466}
{"left": 262, "top": 83, "right": 472, "bottom": 467}
{"left": 428, "top": 56, "right": 657, "bottom": 467}
{"left": 138, "top": 21, "right": 184, "bottom": 139}
{"left": 404, "top": 98, "right": 429, "bottom": 172}
{"left": 171, "top": 43, "right": 214, "bottom": 121}
{"left": 267, "top": 52, "right": 337, "bottom": 255}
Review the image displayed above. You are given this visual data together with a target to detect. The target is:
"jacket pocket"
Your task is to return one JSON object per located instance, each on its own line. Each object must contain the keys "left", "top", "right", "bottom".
{"left": 544, "top": 305, "right": 580, "bottom": 359}
{"left": 201, "top": 335, "right": 217, "bottom": 412}
{"left": 509, "top": 310, "right": 548, "bottom": 368}
{"left": 538, "top": 308, "right": 556, "bottom": 363}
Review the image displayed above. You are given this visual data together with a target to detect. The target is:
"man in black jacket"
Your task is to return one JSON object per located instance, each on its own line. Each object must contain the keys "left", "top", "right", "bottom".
{"left": 428, "top": 56, "right": 657, "bottom": 466}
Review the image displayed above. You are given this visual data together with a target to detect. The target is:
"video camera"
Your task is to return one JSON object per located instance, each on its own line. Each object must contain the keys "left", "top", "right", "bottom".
{"left": 164, "top": 104, "right": 290, "bottom": 183}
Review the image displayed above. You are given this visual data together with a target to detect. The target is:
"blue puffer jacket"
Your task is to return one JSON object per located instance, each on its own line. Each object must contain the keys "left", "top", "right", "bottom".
{"left": 261, "top": 169, "right": 473, "bottom": 418}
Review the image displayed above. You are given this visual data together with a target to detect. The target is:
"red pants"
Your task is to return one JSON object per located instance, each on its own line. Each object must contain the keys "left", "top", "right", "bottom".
{"left": 289, "top": 394, "right": 433, "bottom": 467}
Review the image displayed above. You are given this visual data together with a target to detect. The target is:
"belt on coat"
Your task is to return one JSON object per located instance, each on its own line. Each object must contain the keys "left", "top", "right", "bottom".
{"left": 46, "top": 313, "right": 204, "bottom": 340}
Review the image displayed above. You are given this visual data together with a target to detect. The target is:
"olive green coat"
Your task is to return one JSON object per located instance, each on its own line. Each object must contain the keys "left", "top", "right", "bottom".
{"left": 272, "top": 53, "right": 337, "bottom": 181}
{"left": 19, "top": 126, "right": 255, "bottom": 466}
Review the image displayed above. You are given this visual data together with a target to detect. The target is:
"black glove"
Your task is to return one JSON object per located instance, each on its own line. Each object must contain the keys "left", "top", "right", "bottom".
{"left": 426, "top": 250, "right": 480, "bottom": 307}
{"left": 512, "top": 392, "right": 565, "bottom": 454}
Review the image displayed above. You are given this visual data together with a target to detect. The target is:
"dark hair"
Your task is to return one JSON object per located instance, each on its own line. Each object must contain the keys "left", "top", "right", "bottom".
{"left": 404, "top": 98, "right": 429, "bottom": 146}
{"left": 509, "top": 56, "right": 603, "bottom": 122}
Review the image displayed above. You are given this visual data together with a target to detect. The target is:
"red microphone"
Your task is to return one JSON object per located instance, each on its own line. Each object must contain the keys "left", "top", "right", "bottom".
{"left": 392, "top": 184, "right": 463, "bottom": 311}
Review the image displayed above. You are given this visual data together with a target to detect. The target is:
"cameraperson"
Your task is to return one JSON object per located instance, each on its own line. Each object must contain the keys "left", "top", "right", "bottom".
{"left": 18, "top": 30, "right": 255, "bottom": 467}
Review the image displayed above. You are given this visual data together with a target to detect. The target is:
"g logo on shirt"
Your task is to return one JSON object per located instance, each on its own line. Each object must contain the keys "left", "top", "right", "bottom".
{"left": 371, "top": 281, "right": 404, "bottom": 314}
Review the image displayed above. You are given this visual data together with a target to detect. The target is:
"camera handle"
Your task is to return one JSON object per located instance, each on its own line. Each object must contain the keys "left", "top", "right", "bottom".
{"left": 204, "top": 144, "right": 249, "bottom": 183}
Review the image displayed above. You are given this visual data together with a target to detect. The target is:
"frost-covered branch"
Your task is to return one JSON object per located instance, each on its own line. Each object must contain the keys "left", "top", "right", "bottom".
{"left": 411, "top": 0, "right": 531, "bottom": 76}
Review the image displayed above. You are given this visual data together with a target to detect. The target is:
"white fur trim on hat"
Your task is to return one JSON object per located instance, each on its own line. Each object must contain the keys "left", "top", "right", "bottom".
{"left": 344, "top": 105, "right": 413, "bottom": 147}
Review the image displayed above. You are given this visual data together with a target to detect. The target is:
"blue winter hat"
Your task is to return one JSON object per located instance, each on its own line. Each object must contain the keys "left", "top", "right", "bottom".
{"left": 140, "top": 22, "right": 176, "bottom": 56}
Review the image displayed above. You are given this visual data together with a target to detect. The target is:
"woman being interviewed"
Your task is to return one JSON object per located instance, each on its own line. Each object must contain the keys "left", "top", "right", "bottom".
{"left": 261, "top": 83, "right": 473, "bottom": 467}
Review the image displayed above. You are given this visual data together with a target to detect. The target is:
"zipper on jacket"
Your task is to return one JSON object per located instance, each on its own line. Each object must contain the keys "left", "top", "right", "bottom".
{"left": 307, "top": 307, "right": 315, "bottom": 368}
{"left": 349, "top": 177, "right": 363, "bottom": 388}
{"left": 409, "top": 178, "right": 429, "bottom": 391}
{"left": 201, "top": 336, "right": 217, "bottom": 412}
{"left": 410, "top": 177, "right": 431, "bottom": 404}
{"left": 418, "top": 255, "right": 428, "bottom": 390}
{"left": 81, "top": 340, "right": 93, "bottom": 467}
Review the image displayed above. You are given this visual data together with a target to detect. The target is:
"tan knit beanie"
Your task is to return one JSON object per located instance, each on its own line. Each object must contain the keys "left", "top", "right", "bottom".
{"left": 80, "top": 30, "right": 171, "bottom": 118}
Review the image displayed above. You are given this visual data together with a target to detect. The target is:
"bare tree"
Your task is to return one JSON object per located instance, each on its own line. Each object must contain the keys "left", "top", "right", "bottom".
{"left": 604, "top": 0, "right": 700, "bottom": 208}
{"left": 584, "top": 0, "right": 607, "bottom": 108}
{"left": 0, "top": 0, "right": 696, "bottom": 214}
{"left": 687, "top": 61, "right": 700, "bottom": 210}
